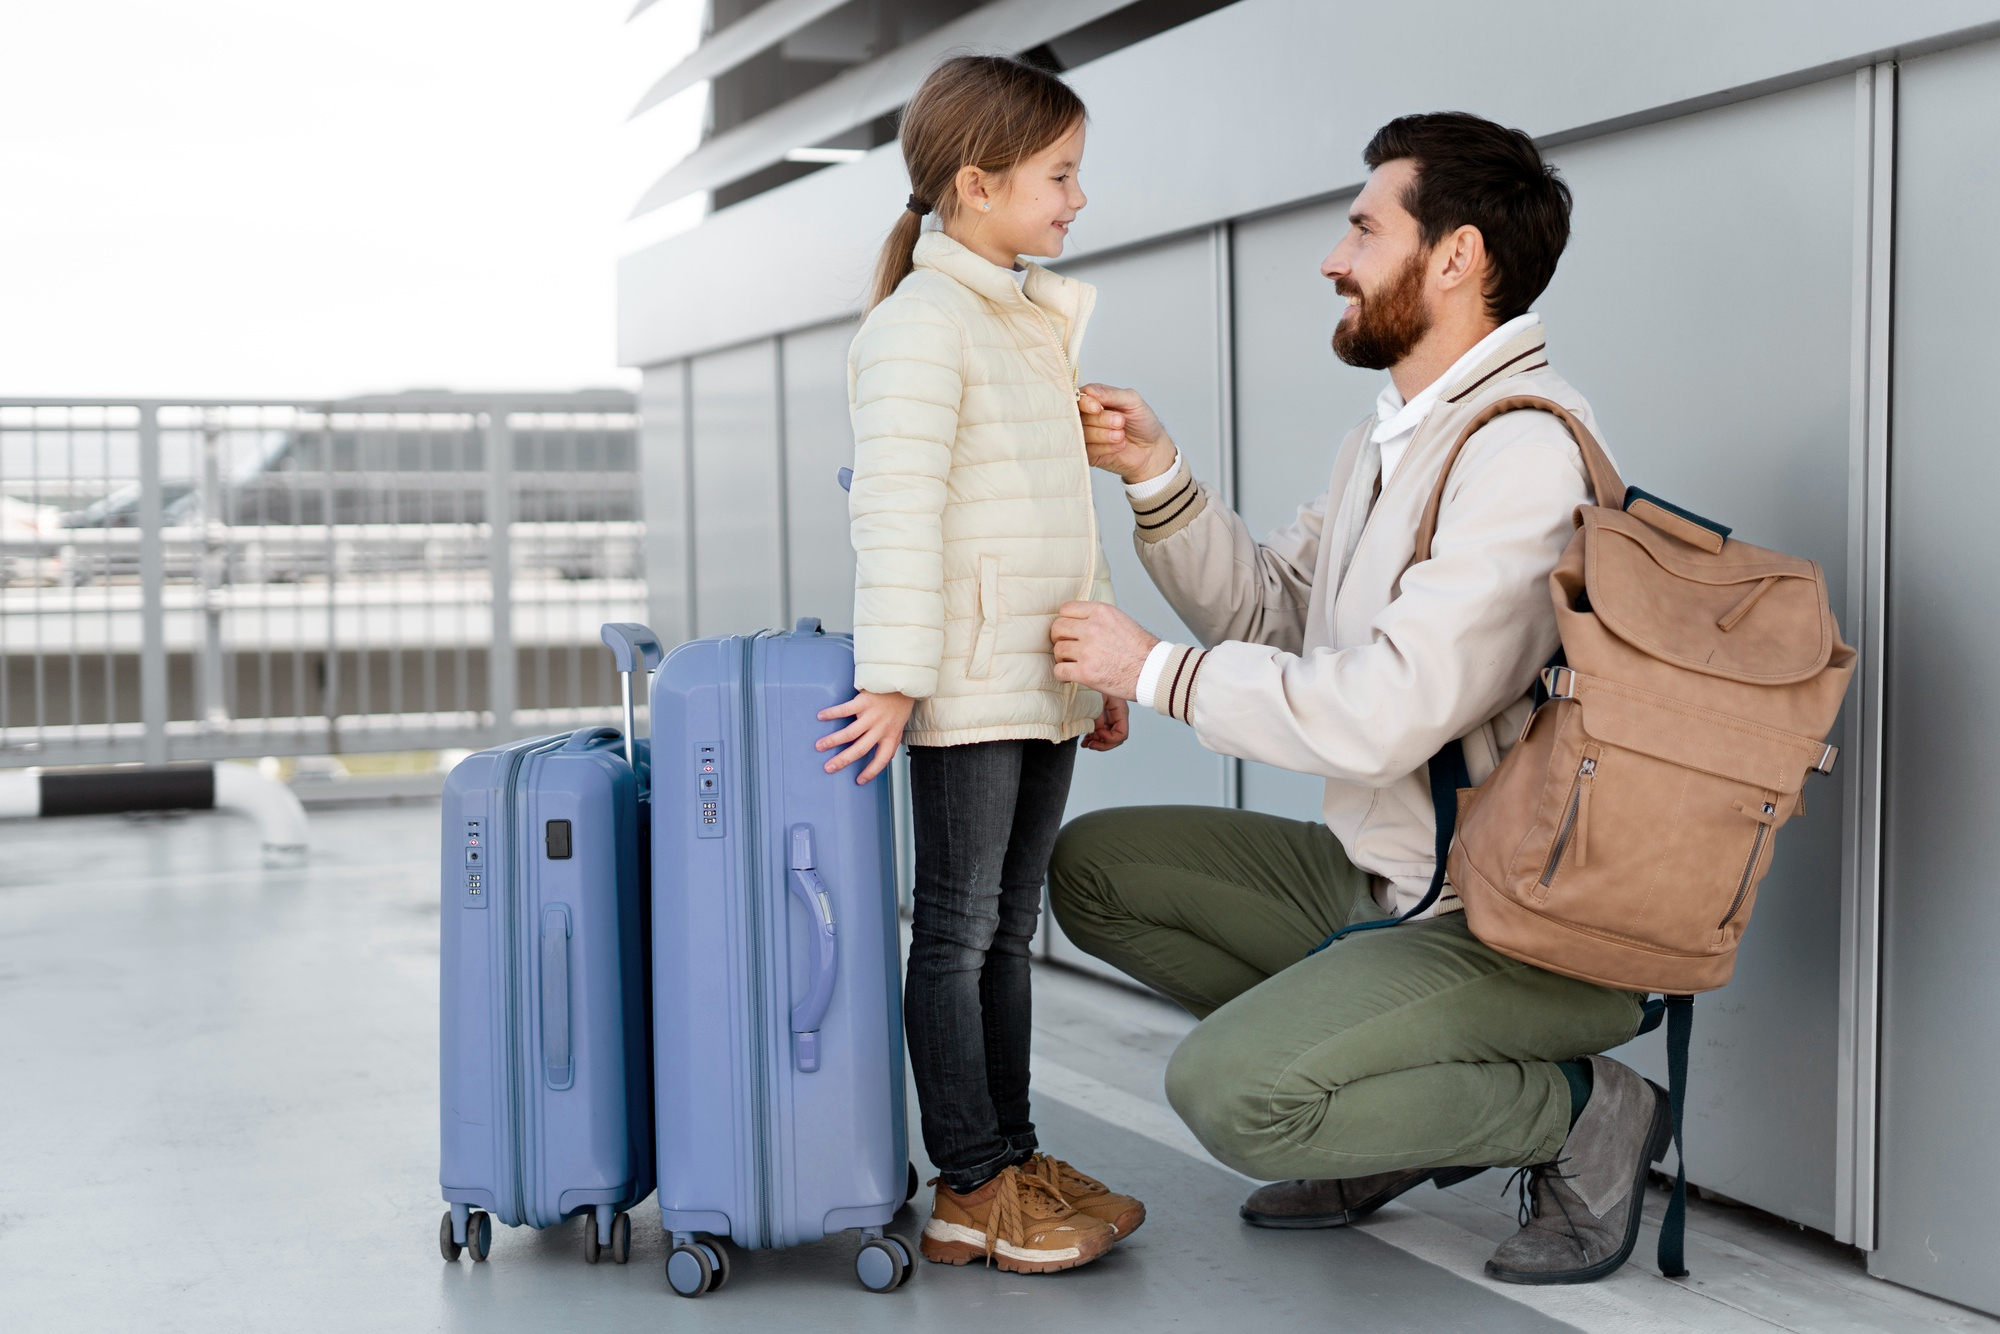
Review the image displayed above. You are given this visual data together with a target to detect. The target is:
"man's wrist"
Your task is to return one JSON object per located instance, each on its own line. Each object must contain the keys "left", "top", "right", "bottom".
{"left": 1124, "top": 446, "right": 1184, "bottom": 499}
{"left": 1132, "top": 640, "right": 1177, "bottom": 710}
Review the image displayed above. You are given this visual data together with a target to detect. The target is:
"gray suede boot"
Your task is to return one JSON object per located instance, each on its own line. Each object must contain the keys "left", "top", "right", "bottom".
{"left": 1485, "top": 1055, "right": 1673, "bottom": 1285}
{"left": 1240, "top": 1166, "right": 1487, "bottom": 1229}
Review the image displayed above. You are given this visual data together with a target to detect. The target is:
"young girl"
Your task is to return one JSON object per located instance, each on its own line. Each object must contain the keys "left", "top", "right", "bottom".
{"left": 814, "top": 54, "right": 1143, "bottom": 1275}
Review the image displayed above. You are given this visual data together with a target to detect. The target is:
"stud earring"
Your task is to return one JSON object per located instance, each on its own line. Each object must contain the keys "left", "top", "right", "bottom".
{"left": 982, "top": 202, "right": 990, "bottom": 211}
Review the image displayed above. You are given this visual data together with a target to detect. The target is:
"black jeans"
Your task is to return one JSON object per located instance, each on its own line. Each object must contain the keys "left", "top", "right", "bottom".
{"left": 904, "top": 737, "right": 1077, "bottom": 1193}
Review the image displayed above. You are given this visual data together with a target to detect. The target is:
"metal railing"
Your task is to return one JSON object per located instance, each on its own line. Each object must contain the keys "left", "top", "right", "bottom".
{"left": 0, "top": 393, "right": 643, "bottom": 768}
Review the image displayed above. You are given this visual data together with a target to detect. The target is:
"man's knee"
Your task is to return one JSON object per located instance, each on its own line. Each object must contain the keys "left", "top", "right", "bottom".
{"left": 1164, "top": 1016, "right": 1288, "bottom": 1175}
{"left": 1045, "top": 807, "right": 1142, "bottom": 948}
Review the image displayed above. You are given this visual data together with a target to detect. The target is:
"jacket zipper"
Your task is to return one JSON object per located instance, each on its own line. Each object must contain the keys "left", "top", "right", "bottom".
{"left": 740, "top": 636, "right": 776, "bottom": 1247}
{"left": 1539, "top": 755, "right": 1597, "bottom": 886}
{"left": 1717, "top": 804, "right": 1776, "bottom": 931}
{"left": 1019, "top": 292, "right": 1097, "bottom": 726}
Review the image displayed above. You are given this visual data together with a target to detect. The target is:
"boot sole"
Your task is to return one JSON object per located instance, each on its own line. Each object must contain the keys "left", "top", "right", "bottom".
{"left": 1240, "top": 1165, "right": 1490, "bottom": 1230}
{"left": 919, "top": 1222, "right": 1115, "bottom": 1273}
{"left": 1484, "top": 1079, "right": 1674, "bottom": 1286}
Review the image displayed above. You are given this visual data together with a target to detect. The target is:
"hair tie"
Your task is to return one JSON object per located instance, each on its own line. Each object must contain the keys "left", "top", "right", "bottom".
{"left": 905, "top": 194, "right": 933, "bottom": 217}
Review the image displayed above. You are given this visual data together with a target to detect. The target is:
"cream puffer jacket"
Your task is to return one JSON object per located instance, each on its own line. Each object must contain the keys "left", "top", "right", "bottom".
{"left": 847, "top": 230, "right": 1114, "bottom": 747}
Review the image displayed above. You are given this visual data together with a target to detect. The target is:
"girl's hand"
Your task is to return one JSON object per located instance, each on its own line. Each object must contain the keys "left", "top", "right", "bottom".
{"left": 1082, "top": 696, "right": 1130, "bottom": 752}
{"left": 816, "top": 690, "right": 916, "bottom": 784}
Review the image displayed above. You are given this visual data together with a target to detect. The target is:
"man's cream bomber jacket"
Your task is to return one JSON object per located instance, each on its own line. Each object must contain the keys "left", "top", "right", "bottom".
{"left": 1133, "top": 324, "right": 1607, "bottom": 917}
{"left": 846, "top": 230, "right": 1115, "bottom": 747}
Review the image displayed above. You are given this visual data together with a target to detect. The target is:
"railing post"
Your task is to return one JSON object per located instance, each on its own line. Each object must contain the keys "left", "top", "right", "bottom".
{"left": 484, "top": 404, "right": 515, "bottom": 741}
{"left": 137, "top": 402, "right": 168, "bottom": 767}
{"left": 197, "top": 413, "right": 229, "bottom": 730}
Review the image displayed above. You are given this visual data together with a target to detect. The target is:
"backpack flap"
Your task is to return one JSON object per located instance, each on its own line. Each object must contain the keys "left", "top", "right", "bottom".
{"left": 1563, "top": 674, "right": 1832, "bottom": 797}
{"left": 1578, "top": 508, "right": 1832, "bottom": 686}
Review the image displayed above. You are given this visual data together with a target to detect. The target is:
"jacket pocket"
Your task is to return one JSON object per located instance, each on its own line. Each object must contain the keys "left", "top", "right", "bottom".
{"left": 969, "top": 555, "right": 1001, "bottom": 680}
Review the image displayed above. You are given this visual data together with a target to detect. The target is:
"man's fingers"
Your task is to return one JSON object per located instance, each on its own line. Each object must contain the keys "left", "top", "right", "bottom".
{"left": 1057, "top": 600, "right": 1098, "bottom": 619}
{"left": 1079, "top": 383, "right": 1140, "bottom": 410}
{"left": 1052, "top": 660, "right": 1079, "bottom": 683}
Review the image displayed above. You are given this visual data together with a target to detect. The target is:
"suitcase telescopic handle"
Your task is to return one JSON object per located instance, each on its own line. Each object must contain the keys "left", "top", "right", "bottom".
{"left": 599, "top": 623, "right": 663, "bottom": 770}
{"left": 787, "top": 824, "right": 839, "bottom": 1073}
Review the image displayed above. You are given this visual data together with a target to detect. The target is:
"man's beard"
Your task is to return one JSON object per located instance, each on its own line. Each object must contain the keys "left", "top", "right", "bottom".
{"left": 1331, "top": 250, "right": 1432, "bottom": 370}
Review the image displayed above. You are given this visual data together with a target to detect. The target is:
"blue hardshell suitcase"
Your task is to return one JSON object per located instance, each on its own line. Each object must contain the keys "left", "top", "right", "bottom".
{"left": 651, "top": 617, "right": 914, "bottom": 1295}
{"left": 438, "top": 623, "right": 663, "bottom": 1265}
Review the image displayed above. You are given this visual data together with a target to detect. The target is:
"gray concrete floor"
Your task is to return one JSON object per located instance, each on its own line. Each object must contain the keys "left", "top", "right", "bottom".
{"left": 2, "top": 800, "right": 1994, "bottom": 1332}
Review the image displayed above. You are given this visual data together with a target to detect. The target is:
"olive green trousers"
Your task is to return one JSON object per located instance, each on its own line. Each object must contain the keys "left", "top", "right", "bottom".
{"left": 1046, "top": 805, "right": 1644, "bottom": 1181}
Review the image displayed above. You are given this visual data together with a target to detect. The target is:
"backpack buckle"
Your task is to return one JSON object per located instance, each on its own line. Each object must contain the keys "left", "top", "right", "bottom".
{"left": 1812, "top": 743, "right": 1838, "bottom": 775}
{"left": 1540, "top": 665, "right": 1577, "bottom": 699}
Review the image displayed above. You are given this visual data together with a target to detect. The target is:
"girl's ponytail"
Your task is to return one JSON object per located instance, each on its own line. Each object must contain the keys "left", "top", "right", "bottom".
{"left": 864, "top": 55, "right": 1084, "bottom": 312}
{"left": 867, "top": 202, "right": 928, "bottom": 311}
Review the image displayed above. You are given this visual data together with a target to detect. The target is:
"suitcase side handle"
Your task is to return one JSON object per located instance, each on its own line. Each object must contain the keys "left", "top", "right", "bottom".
{"left": 541, "top": 905, "right": 573, "bottom": 1089}
{"left": 787, "top": 824, "right": 839, "bottom": 1073}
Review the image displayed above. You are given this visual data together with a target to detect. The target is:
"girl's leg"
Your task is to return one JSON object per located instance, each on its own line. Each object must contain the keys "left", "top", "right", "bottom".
{"left": 904, "top": 740, "right": 1028, "bottom": 1193}
{"left": 983, "top": 737, "right": 1077, "bottom": 1157}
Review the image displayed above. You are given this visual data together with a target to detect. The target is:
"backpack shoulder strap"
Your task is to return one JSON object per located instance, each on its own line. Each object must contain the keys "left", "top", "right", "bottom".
{"left": 1412, "top": 394, "right": 1627, "bottom": 564}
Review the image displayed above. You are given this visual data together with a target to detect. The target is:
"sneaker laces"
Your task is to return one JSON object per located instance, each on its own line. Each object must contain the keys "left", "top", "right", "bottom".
{"left": 1502, "top": 1158, "right": 1589, "bottom": 1261}
{"left": 1023, "top": 1152, "right": 1104, "bottom": 1204}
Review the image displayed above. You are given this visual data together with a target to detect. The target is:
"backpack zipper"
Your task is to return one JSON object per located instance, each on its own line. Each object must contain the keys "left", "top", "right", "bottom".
{"left": 1717, "top": 804, "right": 1777, "bottom": 931}
{"left": 1539, "top": 754, "right": 1597, "bottom": 886}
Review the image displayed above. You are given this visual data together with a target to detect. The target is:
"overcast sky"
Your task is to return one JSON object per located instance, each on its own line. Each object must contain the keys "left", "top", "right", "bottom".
{"left": 1, "top": 1, "right": 709, "bottom": 400}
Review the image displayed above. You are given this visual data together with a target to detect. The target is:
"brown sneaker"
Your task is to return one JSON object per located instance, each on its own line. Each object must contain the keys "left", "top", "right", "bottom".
{"left": 1024, "top": 1152, "right": 1147, "bottom": 1239}
{"left": 919, "top": 1165, "right": 1118, "bottom": 1273}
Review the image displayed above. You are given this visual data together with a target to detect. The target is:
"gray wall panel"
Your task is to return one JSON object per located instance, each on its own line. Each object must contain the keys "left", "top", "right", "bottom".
{"left": 1873, "top": 36, "right": 2000, "bottom": 1313}
{"left": 1538, "top": 76, "right": 1857, "bottom": 1232}
{"left": 1230, "top": 196, "right": 1383, "bottom": 821}
{"left": 639, "top": 362, "right": 692, "bottom": 646}
{"left": 781, "top": 320, "right": 861, "bottom": 632}
{"left": 1046, "top": 233, "right": 1232, "bottom": 980}
{"left": 690, "top": 340, "right": 786, "bottom": 637}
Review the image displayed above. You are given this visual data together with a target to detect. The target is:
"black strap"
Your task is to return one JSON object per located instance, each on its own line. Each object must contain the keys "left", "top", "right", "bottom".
{"left": 1308, "top": 737, "right": 1469, "bottom": 954}
{"left": 1658, "top": 994, "right": 1693, "bottom": 1278}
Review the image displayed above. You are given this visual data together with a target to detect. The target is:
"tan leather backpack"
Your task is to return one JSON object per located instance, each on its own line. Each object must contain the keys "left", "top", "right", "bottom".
{"left": 1414, "top": 396, "right": 1856, "bottom": 996}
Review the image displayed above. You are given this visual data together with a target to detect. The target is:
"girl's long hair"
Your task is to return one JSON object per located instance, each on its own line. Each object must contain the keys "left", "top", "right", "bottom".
{"left": 866, "top": 55, "right": 1085, "bottom": 311}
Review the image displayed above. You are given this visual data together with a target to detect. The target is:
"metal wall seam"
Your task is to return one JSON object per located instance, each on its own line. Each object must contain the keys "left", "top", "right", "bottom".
{"left": 484, "top": 406, "right": 516, "bottom": 743}
{"left": 774, "top": 336, "right": 793, "bottom": 628}
{"left": 681, "top": 359, "right": 698, "bottom": 641}
{"left": 137, "top": 402, "right": 168, "bottom": 767}
{"left": 1212, "top": 221, "right": 1243, "bottom": 812}
{"left": 1834, "top": 58, "right": 1896, "bottom": 1252}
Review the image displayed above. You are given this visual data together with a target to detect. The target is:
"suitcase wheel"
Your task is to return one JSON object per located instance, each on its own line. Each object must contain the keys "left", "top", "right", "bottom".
{"left": 612, "top": 1212, "right": 633, "bottom": 1265}
{"left": 696, "top": 1238, "right": 727, "bottom": 1289}
{"left": 856, "top": 1236, "right": 912, "bottom": 1293}
{"left": 438, "top": 1211, "right": 461, "bottom": 1263}
{"left": 583, "top": 1217, "right": 601, "bottom": 1265}
{"left": 667, "top": 1243, "right": 713, "bottom": 1297}
{"left": 466, "top": 1211, "right": 492, "bottom": 1262}
{"left": 906, "top": 1161, "right": 920, "bottom": 1206}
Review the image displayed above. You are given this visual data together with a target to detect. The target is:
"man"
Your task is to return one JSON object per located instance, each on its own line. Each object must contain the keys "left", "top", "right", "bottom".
{"left": 1045, "top": 113, "right": 1665, "bottom": 1285}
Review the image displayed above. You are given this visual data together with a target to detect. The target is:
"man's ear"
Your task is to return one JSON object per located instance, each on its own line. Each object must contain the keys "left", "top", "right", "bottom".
{"left": 1434, "top": 224, "right": 1487, "bottom": 293}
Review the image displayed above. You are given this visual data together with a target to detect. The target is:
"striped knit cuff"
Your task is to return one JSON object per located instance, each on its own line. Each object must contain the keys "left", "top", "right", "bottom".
{"left": 1127, "top": 460, "right": 1206, "bottom": 544}
{"left": 1150, "top": 644, "right": 1210, "bottom": 724}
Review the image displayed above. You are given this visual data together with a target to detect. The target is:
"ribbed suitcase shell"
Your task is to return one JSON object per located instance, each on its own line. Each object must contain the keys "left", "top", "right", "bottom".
{"left": 439, "top": 727, "right": 655, "bottom": 1232}
{"left": 651, "top": 620, "right": 907, "bottom": 1250}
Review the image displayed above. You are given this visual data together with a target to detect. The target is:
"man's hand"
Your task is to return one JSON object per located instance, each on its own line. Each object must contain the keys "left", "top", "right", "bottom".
{"left": 1081, "top": 696, "right": 1130, "bottom": 752}
{"left": 1078, "top": 383, "right": 1177, "bottom": 485}
{"left": 1051, "top": 601, "right": 1159, "bottom": 701}
{"left": 815, "top": 690, "right": 915, "bottom": 785}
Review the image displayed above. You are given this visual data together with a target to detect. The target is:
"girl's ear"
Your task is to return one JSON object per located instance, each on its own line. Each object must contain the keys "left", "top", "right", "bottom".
{"left": 954, "top": 163, "right": 991, "bottom": 215}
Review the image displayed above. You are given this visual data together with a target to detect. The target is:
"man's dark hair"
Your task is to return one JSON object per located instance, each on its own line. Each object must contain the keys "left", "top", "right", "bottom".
{"left": 1363, "top": 112, "right": 1572, "bottom": 321}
